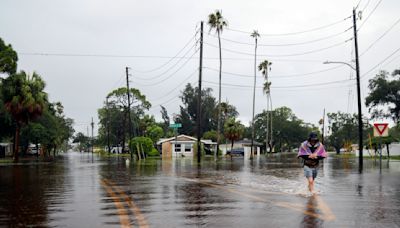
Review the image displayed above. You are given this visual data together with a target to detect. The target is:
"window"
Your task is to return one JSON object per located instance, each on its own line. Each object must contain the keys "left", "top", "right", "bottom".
{"left": 184, "top": 144, "right": 192, "bottom": 152}
{"left": 175, "top": 144, "right": 181, "bottom": 152}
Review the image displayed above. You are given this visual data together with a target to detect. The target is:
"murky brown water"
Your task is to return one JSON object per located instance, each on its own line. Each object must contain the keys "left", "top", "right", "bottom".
{"left": 0, "top": 152, "right": 399, "bottom": 227}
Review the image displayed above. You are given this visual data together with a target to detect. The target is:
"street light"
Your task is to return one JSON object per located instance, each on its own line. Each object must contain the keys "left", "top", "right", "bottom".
{"left": 323, "top": 60, "right": 363, "bottom": 172}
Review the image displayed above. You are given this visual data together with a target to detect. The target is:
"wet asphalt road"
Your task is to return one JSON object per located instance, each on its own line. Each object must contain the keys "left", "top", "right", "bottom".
{"left": 0, "top": 152, "right": 399, "bottom": 227}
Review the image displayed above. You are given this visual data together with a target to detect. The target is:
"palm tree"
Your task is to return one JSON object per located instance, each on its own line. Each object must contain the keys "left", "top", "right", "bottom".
{"left": 258, "top": 60, "right": 272, "bottom": 152}
{"left": 224, "top": 117, "right": 244, "bottom": 153}
{"left": 2, "top": 71, "right": 47, "bottom": 162}
{"left": 250, "top": 30, "right": 260, "bottom": 159}
{"left": 208, "top": 10, "right": 228, "bottom": 157}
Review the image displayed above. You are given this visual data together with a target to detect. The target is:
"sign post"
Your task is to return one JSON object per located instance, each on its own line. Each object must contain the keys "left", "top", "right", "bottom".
{"left": 373, "top": 123, "right": 389, "bottom": 171}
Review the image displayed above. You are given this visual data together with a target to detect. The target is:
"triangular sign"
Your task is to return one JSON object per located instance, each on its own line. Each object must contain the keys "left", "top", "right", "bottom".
{"left": 373, "top": 123, "right": 389, "bottom": 136}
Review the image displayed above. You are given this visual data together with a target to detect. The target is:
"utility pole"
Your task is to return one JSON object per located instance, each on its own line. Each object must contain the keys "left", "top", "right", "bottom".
{"left": 106, "top": 97, "right": 111, "bottom": 154}
{"left": 353, "top": 8, "right": 363, "bottom": 172}
{"left": 91, "top": 117, "right": 94, "bottom": 153}
{"left": 126, "top": 67, "right": 133, "bottom": 159}
{"left": 322, "top": 108, "right": 325, "bottom": 144}
{"left": 197, "top": 21, "right": 203, "bottom": 163}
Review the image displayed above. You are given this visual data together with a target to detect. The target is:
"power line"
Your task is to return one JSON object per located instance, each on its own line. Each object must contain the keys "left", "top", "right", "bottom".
{"left": 204, "top": 65, "right": 345, "bottom": 79}
{"left": 361, "top": 46, "right": 400, "bottom": 79}
{"left": 148, "top": 69, "right": 198, "bottom": 102}
{"left": 204, "top": 38, "right": 352, "bottom": 57}
{"left": 133, "top": 42, "right": 198, "bottom": 81}
{"left": 203, "top": 78, "right": 353, "bottom": 89}
{"left": 358, "top": 0, "right": 383, "bottom": 31}
{"left": 225, "top": 15, "right": 352, "bottom": 36}
{"left": 132, "top": 30, "right": 199, "bottom": 73}
{"left": 360, "top": 16, "right": 400, "bottom": 57}
{"left": 134, "top": 50, "right": 199, "bottom": 87}
{"left": 207, "top": 29, "right": 351, "bottom": 47}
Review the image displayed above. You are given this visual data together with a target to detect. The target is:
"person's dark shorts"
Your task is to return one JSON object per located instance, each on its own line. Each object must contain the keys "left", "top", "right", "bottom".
{"left": 304, "top": 165, "right": 318, "bottom": 179}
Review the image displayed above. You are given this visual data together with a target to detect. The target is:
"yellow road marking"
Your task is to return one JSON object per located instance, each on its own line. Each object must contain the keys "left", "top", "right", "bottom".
{"left": 100, "top": 180, "right": 131, "bottom": 228}
{"left": 103, "top": 179, "right": 150, "bottom": 228}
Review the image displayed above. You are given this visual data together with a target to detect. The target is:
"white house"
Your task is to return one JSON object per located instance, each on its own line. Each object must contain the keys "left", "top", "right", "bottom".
{"left": 157, "top": 135, "right": 217, "bottom": 159}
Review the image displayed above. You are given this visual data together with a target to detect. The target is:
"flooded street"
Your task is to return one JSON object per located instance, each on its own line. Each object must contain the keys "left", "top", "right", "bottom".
{"left": 1, "top": 152, "right": 400, "bottom": 227}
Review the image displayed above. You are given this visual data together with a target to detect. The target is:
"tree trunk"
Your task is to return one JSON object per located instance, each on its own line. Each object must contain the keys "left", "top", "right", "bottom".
{"left": 13, "top": 125, "right": 20, "bottom": 163}
{"left": 216, "top": 29, "right": 222, "bottom": 159}
{"left": 136, "top": 143, "right": 141, "bottom": 160}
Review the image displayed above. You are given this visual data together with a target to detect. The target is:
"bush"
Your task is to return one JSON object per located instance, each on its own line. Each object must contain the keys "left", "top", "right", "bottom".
{"left": 129, "top": 136, "right": 155, "bottom": 156}
{"left": 148, "top": 148, "right": 160, "bottom": 157}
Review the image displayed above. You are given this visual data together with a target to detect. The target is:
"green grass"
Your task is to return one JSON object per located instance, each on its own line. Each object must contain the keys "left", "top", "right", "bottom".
{"left": 333, "top": 153, "right": 356, "bottom": 158}
{"left": 0, "top": 158, "right": 13, "bottom": 163}
{"left": 366, "top": 155, "right": 400, "bottom": 160}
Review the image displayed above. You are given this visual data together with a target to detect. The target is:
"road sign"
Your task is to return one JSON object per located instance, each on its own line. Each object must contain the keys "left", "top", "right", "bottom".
{"left": 169, "top": 123, "right": 182, "bottom": 128}
{"left": 373, "top": 123, "right": 389, "bottom": 137}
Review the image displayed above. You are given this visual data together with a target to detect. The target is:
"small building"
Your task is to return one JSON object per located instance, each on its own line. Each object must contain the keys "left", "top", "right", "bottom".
{"left": 220, "top": 139, "right": 262, "bottom": 158}
{"left": 0, "top": 143, "right": 13, "bottom": 157}
{"left": 157, "top": 135, "right": 217, "bottom": 158}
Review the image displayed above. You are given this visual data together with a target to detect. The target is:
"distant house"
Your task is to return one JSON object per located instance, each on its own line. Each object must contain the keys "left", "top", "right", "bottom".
{"left": 220, "top": 138, "right": 262, "bottom": 158}
{"left": 0, "top": 143, "right": 13, "bottom": 157}
{"left": 157, "top": 135, "right": 217, "bottom": 158}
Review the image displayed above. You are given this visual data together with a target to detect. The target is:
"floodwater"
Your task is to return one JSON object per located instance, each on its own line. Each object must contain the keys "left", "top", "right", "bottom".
{"left": 0, "top": 152, "right": 399, "bottom": 227}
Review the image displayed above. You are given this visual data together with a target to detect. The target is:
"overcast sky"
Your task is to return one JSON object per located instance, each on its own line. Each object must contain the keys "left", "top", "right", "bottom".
{"left": 1, "top": 0, "right": 399, "bottom": 136}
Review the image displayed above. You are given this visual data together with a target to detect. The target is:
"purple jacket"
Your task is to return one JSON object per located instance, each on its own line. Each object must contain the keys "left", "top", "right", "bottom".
{"left": 297, "top": 141, "right": 328, "bottom": 158}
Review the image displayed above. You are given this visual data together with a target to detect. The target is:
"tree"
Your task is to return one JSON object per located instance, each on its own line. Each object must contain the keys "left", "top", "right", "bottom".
{"left": 326, "top": 112, "right": 370, "bottom": 154}
{"left": 73, "top": 132, "right": 90, "bottom": 152}
{"left": 1, "top": 71, "right": 47, "bottom": 162}
{"left": 365, "top": 69, "right": 400, "bottom": 124}
{"left": 250, "top": 30, "right": 260, "bottom": 158}
{"left": 107, "top": 87, "right": 151, "bottom": 156}
{"left": 0, "top": 38, "right": 18, "bottom": 75}
{"left": 254, "top": 107, "right": 316, "bottom": 152}
{"left": 146, "top": 125, "right": 163, "bottom": 147}
{"left": 160, "top": 105, "right": 171, "bottom": 136}
{"left": 208, "top": 10, "right": 228, "bottom": 156}
{"left": 224, "top": 117, "right": 244, "bottom": 152}
{"left": 177, "top": 83, "right": 218, "bottom": 136}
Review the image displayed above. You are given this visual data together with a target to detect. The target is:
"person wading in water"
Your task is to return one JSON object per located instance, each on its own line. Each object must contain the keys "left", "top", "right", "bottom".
{"left": 297, "top": 132, "right": 327, "bottom": 195}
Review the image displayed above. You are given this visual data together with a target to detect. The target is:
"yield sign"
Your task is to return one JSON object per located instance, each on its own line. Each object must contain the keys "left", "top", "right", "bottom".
{"left": 373, "top": 123, "right": 389, "bottom": 137}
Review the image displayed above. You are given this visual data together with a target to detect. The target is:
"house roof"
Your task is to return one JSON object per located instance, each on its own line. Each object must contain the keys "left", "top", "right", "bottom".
{"left": 157, "top": 134, "right": 217, "bottom": 145}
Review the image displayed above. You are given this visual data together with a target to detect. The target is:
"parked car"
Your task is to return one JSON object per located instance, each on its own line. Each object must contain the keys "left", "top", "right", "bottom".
{"left": 226, "top": 148, "right": 244, "bottom": 156}
{"left": 27, "top": 144, "right": 40, "bottom": 155}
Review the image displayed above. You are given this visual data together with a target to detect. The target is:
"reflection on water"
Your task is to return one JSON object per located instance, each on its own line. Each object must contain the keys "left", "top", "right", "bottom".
{"left": 0, "top": 152, "right": 399, "bottom": 227}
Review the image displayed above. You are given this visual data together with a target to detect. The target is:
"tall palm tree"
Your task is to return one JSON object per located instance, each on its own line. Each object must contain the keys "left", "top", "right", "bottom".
{"left": 250, "top": 30, "right": 260, "bottom": 159}
{"left": 208, "top": 10, "right": 228, "bottom": 157}
{"left": 258, "top": 60, "right": 272, "bottom": 152}
{"left": 2, "top": 71, "right": 47, "bottom": 162}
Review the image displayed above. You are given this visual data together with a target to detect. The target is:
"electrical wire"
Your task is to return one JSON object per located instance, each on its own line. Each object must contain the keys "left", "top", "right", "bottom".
{"left": 135, "top": 50, "right": 199, "bottom": 87}
{"left": 225, "top": 15, "right": 352, "bottom": 36}
{"left": 361, "top": 46, "right": 400, "bottom": 79}
{"left": 358, "top": 0, "right": 383, "bottom": 31}
{"left": 148, "top": 69, "right": 198, "bottom": 102}
{"left": 202, "top": 78, "right": 353, "bottom": 89}
{"left": 204, "top": 65, "right": 344, "bottom": 79}
{"left": 206, "top": 29, "right": 351, "bottom": 47}
{"left": 132, "top": 30, "right": 199, "bottom": 73}
{"left": 133, "top": 42, "right": 198, "bottom": 81}
{"left": 204, "top": 38, "right": 352, "bottom": 57}
{"left": 360, "top": 16, "right": 400, "bottom": 57}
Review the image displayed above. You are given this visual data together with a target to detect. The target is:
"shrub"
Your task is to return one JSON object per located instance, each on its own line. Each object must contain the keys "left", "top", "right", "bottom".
{"left": 129, "top": 136, "right": 155, "bottom": 156}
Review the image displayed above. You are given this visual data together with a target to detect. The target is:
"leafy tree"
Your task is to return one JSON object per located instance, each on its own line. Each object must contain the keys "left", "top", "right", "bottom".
{"left": 326, "top": 112, "right": 370, "bottom": 154}
{"left": 107, "top": 87, "right": 151, "bottom": 156}
{"left": 208, "top": 10, "right": 228, "bottom": 153}
{"left": 254, "top": 107, "right": 316, "bottom": 152}
{"left": 129, "top": 136, "right": 158, "bottom": 159}
{"left": 0, "top": 38, "right": 18, "bottom": 75}
{"left": 146, "top": 125, "right": 163, "bottom": 146}
{"left": 224, "top": 117, "right": 244, "bottom": 151}
{"left": 160, "top": 105, "right": 171, "bottom": 136}
{"left": 73, "top": 132, "right": 90, "bottom": 152}
{"left": 1, "top": 71, "right": 47, "bottom": 162}
{"left": 203, "top": 130, "right": 218, "bottom": 142}
{"left": 365, "top": 69, "right": 400, "bottom": 124}
{"left": 177, "top": 83, "right": 218, "bottom": 136}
